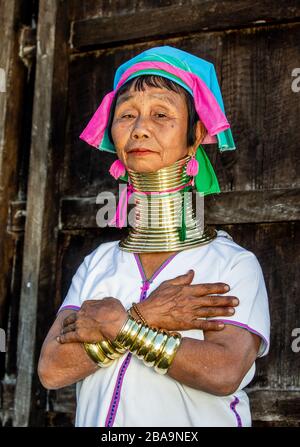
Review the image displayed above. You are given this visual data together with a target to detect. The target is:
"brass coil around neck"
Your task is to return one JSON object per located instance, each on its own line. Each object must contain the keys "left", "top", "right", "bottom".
{"left": 119, "top": 155, "right": 216, "bottom": 253}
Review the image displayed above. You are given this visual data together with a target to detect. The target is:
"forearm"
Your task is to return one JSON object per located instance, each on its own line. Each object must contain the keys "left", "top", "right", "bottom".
{"left": 38, "top": 336, "right": 99, "bottom": 390}
{"left": 167, "top": 337, "right": 238, "bottom": 396}
{"left": 130, "top": 306, "right": 237, "bottom": 394}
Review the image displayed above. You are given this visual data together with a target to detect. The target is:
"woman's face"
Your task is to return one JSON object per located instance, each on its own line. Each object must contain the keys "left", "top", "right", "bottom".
{"left": 111, "top": 83, "right": 205, "bottom": 172}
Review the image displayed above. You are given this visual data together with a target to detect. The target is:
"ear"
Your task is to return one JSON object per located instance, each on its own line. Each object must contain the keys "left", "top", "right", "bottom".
{"left": 195, "top": 120, "right": 207, "bottom": 147}
{"left": 188, "top": 121, "right": 207, "bottom": 156}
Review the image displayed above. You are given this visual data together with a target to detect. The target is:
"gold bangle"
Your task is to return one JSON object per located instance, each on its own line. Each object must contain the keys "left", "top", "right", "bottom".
{"left": 112, "top": 314, "right": 182, "bottom": 375}
{"left": 130, "top": 324, "right": 151, "bottom": 354}
{"left": 136, "top": 327, "right": 159, "bottom": 359}
{"left": 114, "top": 315, "right": 137, "bottom": 346}
{"left": 110, "top": 340, "right": 128, "bottom": 355}
{"left": 114, "top": 314, "right": 144, "bottom": 351}
{"left": 154, "top": 334, "right": 182, "bottom": 375}
{"left": 121, "top": 320, "right": 143, "bottom": 350}
{"left": 83, "top": 342, "right": 114, "bottom": 368}
{"left": 143, "top": 330, "right": 169, "bottom": 367}
{"left": 99, "top": 339, "right": 124, "bottom": 360}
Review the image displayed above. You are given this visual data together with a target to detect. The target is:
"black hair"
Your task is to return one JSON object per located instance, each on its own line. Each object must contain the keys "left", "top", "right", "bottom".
{"left": 106, "top": 75, "right": 205, "bottom": 147}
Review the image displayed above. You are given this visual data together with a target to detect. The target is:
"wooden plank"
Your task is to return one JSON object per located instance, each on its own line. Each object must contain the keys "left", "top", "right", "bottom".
{"left": 221, "top": 222, "right": 300, "bottom": 390}
{"left": 0, "top": 0, "right": 37, "bottom": 427}
{"left": 247, "top": 390, "right": 300, "bottom": 426}
{"left": 217, "top": 23, "right": 300, "bottom": 191}
{"left": 0, "top": 0, "right": 28, "bottom": 337}
{"left": 13, "top": 0, "right": 69, "bottom": 427}
{"left": 71, "top": 0, "right": 300, "bottom": 50}
{"left": 205, "top": 189, "right": 300, "bottom": 224}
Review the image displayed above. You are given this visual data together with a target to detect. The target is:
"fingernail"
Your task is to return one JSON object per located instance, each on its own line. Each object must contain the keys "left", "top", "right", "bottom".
{"left": 218, "top": 323, "right": 225, "bottom": 328}
{"left": 229, "top": 308, "right": 235, "bottom": 314}
{"left": 224, "top": 285, "right": 230, "bottom": 291}
{"left": 233, "top": 299, "right": 239, "bottom": 305}
{"left": 189, "top": 269, "right": 194, "bottom": 273}
{"left": 56, "top": 336, "right": 60, "bottom": 343}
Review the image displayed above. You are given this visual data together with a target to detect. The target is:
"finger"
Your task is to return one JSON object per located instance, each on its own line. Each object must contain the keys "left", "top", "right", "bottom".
{"left": 191, "top": 319, "right": 225, "bottom": 331}
{"left": 61, "top": 323, "right": 76, "bottom": 334}
{"left": 196, "top": 306, "right": 236, "bottom": 318}
{"left": 62, "top": 312, "right": 78, "bottom": 327}
{"left": 191, "top": 295, "right": 239, "bottom": 308}
{"left": 56, "top": 331, "right": 81, "bottom": 344}
{"left": 167, "top": 270, "right": 195, "bottom": 286}
{"left": 188, "top": 282, "right": 230, "bottom": 296}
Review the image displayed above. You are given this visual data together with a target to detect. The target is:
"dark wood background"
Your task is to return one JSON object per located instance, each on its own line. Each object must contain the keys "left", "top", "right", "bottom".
{"left": 0, "top": 0, "right": 299, "bottom": 427}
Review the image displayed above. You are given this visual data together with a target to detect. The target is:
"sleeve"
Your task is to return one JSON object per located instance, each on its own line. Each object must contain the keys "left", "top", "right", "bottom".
{"left": 208, "top": 251, "right": 271, "bottom": 358}
{"left": 56, "top": 255, "right": 90, "bottom": 315}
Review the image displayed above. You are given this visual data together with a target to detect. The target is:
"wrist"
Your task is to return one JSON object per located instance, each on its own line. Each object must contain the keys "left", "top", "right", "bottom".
{"left": 137, "top": 301, "right": 156, "bottom": 327}
{"left": 105, "top": 311, "right": 128, "bottom": 341}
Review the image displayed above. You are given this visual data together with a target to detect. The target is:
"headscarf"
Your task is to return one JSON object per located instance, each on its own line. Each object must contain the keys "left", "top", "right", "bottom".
{"left": 79, "top": 45, "right": 236, "bottom": 195}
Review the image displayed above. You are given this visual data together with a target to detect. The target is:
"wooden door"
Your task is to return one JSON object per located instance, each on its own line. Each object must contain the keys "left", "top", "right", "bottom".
{"left": 0, "top": 0, "right": 299, "bottom": 426}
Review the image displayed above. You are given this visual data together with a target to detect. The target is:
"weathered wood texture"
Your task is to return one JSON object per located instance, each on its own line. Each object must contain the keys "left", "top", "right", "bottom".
{"left": 1, "top": 0, "right": 299, "bottom": 427}
{"left": 0, "top": 0, "right": 37, "bottom": 426}
{"left": 70, "top": 1, "right": 300, "bottom": 50}
{"left": 12, "top": 0, "right": 69, "bottom": 427}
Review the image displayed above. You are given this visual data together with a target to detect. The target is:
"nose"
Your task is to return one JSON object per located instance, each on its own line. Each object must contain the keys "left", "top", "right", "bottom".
{"left": 131, "top": 116, "right": 151, "bottom": 140}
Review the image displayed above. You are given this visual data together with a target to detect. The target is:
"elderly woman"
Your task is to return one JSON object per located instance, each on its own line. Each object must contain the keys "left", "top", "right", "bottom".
{"left": 38, "top": 46, "right": 270, "bottom": 427}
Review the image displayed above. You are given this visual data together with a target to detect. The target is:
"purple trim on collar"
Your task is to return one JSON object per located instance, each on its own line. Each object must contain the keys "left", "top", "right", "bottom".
{"left": 134, "top": 252, "right": 179, "bottom": 284}
{"left": 230, "top": 396, "right": 242, "bottom": 427}
{"left": 134, "top": 253, "right": 145, "bottom": 279}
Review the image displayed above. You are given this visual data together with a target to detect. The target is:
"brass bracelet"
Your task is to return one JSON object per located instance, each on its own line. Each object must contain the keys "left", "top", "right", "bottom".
{"left": 113, "top": 314, "right": 182, "bottom": 374}
{"left": 143, "top": 330, "right": 169, "bottom": 367}
{"left": 99, "top": 339, "right": 125, "bottom": 360}
{"left": 83, "top": 337, "right": 128, "bottom": 366}
{"left": 114, "top": 315, "right": 137, "bottom": 346}
{"left": 114, "top": 315, "right": 143, "bottom": 350}
{"left": 83, "top": 342, "right": 114, "bottom": 368}
{"left": 110, "top": 339, "right": 128, "bottom": 355}
{"left": 154, "top": 333, "right": 182, "bottom": 375}
{"left": 130, "top": 324, "right": 151, "bottom": 355}
{"left": 136, "top": 327, "right": 159, "bottom": 359}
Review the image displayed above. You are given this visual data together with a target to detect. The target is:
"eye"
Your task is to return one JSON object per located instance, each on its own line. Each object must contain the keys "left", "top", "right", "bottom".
{"left": 154, "top": 113, "right": 167, "bottom": 118}
{"left": 121, "top": 114, "right": 135, "bottom": 119}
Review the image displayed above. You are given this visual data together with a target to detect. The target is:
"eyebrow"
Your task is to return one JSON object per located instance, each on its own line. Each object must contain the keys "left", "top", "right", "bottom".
{"left": 116, "top": 93, "right": 177, "bottom": 107}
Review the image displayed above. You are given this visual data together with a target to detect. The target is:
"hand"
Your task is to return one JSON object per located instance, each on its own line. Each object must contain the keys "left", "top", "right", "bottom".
{"left": 57, "top": 297, "right": 128, "bottom": 344}
{"left": 138, "top": 270, "right": 239, "bottom": 332}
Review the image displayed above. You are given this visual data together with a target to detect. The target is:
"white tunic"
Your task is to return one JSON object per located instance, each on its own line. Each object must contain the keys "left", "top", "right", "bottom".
{"left": 58, "top": 230, "right": 270, "bottom": 427}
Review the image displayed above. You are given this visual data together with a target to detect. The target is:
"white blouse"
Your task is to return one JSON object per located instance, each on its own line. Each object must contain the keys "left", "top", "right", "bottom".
{"left": 58, "top": 230, "right": 270, "bottom": 427}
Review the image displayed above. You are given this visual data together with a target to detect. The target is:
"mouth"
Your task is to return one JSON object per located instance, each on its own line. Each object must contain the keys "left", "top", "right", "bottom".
{"left": 128, "top": 148, "right": 156, "bottom": 156}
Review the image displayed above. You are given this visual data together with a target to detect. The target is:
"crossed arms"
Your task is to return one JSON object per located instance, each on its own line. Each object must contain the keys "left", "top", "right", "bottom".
{"left": 38, "top": 270, "right": 261, "bottom": 395}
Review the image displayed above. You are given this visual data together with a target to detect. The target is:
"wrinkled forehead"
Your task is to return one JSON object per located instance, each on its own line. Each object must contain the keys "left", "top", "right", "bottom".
{"left": 115, "top": 89, "right": 185, "bottom": 108}
{"left": 114, "top": 76, "right": 190, "bottom": 110}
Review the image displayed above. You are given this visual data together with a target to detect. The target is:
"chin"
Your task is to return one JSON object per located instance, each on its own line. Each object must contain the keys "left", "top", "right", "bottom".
{"left": 127, "top": 158, "right": 161, "bottom": 173}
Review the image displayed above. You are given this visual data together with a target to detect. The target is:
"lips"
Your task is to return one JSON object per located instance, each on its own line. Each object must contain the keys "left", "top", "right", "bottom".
{"left": 128, "top": 148, "right": 154, "bottom": 153}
